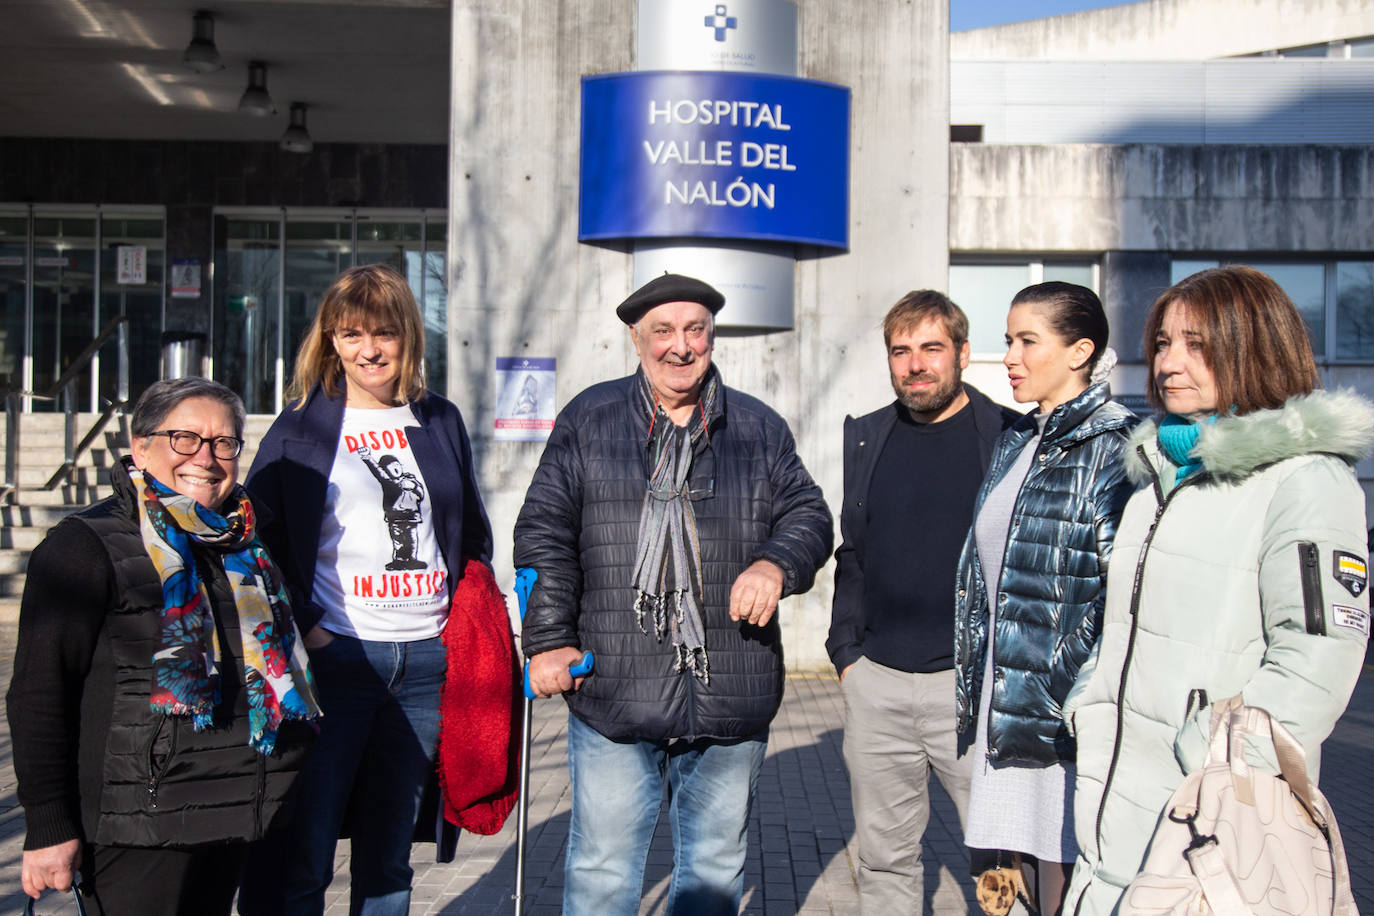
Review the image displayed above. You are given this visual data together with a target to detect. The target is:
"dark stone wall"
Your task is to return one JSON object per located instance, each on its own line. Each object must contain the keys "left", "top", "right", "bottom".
{"left": 0, "top": 137, "right": 447, "bottom": 333}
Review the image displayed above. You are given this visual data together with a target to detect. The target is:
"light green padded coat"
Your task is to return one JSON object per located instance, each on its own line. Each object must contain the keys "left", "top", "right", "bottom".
{"left": 1062, "top": 389, "right": 1374, "bottom": 916}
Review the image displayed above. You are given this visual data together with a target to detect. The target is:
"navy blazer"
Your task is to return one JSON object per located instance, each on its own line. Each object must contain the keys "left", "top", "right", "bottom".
{"left": 245, "top": 384, "right": 493, "bottom": 633}
{"left": 825, "top": 385, "right": 1022, "bottom": 675}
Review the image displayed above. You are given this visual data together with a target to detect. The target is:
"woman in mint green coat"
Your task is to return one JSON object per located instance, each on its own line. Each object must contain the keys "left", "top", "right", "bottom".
{"left": 1062, "top": 266, "right": 1373, "bottom": 915}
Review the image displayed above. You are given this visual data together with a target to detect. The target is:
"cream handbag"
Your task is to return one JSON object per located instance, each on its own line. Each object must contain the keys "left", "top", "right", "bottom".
{"left": 1122, "top": 696, "right": 1358, "bottom": 916}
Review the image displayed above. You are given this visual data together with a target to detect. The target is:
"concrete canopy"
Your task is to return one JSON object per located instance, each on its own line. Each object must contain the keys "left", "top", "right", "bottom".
{"left": 0, "top": 0, "right": 450, "bottom": 145}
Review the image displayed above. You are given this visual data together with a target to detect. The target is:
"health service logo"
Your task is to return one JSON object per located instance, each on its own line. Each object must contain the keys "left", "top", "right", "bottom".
{"left": 703, "top": 4, "right": 738, "bottom": 42}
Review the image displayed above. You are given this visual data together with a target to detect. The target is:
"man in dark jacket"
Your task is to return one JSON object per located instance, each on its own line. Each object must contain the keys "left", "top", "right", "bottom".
{"left": 514, "top": 273, "right": 832, "bottom": 916}
{"left": 826, "top": 290, "right": 1020, "bottom": 913}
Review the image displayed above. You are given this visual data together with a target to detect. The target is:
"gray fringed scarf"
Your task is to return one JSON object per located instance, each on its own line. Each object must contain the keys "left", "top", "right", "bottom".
{"left": 630, "top": 366, "right": 722, "bottom": 681}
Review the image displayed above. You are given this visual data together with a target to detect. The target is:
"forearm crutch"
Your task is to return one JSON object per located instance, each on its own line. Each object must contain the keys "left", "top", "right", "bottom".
{"left": 512, "top": 567, "right": 593, "bottom": 916}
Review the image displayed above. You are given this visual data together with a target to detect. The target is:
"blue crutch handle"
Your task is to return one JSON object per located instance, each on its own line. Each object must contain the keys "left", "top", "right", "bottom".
{"left": 515, "top": 567, "right": 595, "bottom": 698}
{"left": 523, "top": 650, "right": 594, "bottom": 699}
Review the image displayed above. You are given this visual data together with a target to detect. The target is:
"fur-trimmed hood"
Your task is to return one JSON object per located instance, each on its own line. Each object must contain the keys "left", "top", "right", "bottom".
{"left": 1124, "top": 389, "right": 1374, "bottom": 484}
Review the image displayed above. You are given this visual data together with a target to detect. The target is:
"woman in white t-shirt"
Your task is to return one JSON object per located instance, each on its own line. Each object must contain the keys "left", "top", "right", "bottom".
{"left": 240, "top": 264, "right": 495, "bottom": 915}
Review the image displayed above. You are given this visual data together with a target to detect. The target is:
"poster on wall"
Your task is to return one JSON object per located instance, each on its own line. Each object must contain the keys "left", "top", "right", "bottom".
{"left": 116, "top": 246, "right": 146, "bottom": 285}
{"left": 494, "top": 357, "right": 556, "bottom": 442}
{"left": 171, "top": 259, "right": 201, "bottom": 298}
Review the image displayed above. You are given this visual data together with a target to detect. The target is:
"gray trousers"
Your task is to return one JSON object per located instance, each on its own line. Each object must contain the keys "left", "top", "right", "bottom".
{"left": 842, "top": 658, "right": 970, "bottom": 915}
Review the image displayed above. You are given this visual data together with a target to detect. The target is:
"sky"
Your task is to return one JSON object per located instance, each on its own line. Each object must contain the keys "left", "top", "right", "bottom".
{"left": 950, "top": 0, "right": 1140, "bottom": 33}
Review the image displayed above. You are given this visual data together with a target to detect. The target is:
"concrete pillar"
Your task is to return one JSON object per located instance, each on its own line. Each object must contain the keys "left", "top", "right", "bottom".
{"left": 448, "top": 0, "right": 949, "bottom": 669}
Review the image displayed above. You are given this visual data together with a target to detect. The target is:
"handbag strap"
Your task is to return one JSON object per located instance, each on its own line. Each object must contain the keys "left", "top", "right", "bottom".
{"left": 1203, "top": 697, "right": 1317, "bottom": 816}
{"left": 23, "top": 884, "right": 87, "bottom": 916}
{"left": 1184, "top": 839, "right": 1254, "bottom": 916}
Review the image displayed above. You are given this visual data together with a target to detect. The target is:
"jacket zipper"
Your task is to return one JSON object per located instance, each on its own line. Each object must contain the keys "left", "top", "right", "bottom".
{"left": 1298, "top": 541, "right": 1325, "bottom": 636}
{"left": 253, "top": 752, "right": 268, "bottom": 838}
{"left": 146, "top": 714, "right": 178, "bottom": 809}
{"left": 1072, "top": 446, "right": 1182, "bottom": 916}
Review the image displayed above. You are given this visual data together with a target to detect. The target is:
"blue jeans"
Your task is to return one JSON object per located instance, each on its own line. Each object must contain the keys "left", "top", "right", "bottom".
{"left": 564, "top": 714, "right": 767, "bottom": 916}
{"left": 279, "top": 634, "right": 445, "bottom": 916}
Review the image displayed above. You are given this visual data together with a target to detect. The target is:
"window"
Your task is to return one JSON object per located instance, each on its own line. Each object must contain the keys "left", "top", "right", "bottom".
{"left": 0, "top": 205, "right": 165, "bottom": 412}
{"left": 1168, "top": 257, "right": 1374, "bottom": 362}
{"left": 1336, "top": 262, "right": 1374, "bottom": 360}
{"left": 214, "top": 208, "right": 447, "bottom": 413}
{"left": 949, "top": 259, "right": 1099, "bottom": 355}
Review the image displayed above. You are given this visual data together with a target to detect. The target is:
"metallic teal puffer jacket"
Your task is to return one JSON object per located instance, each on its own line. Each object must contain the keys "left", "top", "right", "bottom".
{"left": 954, "top": 381, "right": 1137, "bottom": 765}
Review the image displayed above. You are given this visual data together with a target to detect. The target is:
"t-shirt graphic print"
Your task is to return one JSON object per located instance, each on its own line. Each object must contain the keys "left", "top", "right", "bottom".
{"left": 312, "top": 405, "right": 449, "bottom": 641}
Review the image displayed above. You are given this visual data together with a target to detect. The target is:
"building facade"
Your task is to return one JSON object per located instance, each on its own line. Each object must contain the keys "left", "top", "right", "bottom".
{"left": 1, "top": 0, "right": 1370, "bottom": 666}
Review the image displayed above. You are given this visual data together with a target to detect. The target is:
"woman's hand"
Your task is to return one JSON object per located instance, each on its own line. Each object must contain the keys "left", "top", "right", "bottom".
{"left": 21, "top": 838, "right": 81, "bottom": 899}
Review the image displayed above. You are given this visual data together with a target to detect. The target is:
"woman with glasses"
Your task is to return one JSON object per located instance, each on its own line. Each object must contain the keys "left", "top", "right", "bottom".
{"left": 239, "top": 263, "right": 499, "bottom": 915}
{"left": 7, "top": 377, "right": 321, "bottom": 915}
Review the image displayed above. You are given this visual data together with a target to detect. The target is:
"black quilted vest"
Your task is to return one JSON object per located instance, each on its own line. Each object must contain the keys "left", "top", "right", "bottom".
{"left": 72, "top": 467, "right": 314, "bottom": 848}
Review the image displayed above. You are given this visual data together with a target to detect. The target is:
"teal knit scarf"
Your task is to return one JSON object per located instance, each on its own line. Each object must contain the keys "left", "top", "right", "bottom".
{"left": 1157, "top": 414, "right": 1216, "bottom": 481}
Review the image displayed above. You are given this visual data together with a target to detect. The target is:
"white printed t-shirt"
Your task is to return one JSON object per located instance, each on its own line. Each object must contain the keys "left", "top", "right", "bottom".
{"left": 312, "top": 405, "right": 449, "bottom": 641}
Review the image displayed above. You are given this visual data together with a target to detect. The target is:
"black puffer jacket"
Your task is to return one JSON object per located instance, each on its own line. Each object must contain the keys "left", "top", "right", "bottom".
{"left": 7, "top": 460, "right": 314, "bottom": 850}
{"left": 514, "top": 371, "right": 832, "bottom": 742}
{"left": 953, "top": 382, "right": 1136, "bottom": 765}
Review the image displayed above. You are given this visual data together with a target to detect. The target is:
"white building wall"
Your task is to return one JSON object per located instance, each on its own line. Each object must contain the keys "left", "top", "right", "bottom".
{"left": 951, "top": 0, "right": 1374, "bottom": 61}
{"left": 953, "top": 60, "right": 1374, "bottom": 145}
{"left": 951, "top": 142, "right": 1374, "bottom": 519}
{"left": 447, "top": 0, "right": 950, "bottom": 670}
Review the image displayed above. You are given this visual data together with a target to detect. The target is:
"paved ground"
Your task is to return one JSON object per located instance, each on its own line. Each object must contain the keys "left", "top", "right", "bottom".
{"left": 2, "top": 621, "right": 1372, "bottom": 914}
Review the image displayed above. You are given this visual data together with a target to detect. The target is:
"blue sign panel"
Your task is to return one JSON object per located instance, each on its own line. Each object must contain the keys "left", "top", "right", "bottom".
{"left": 579, "top": 71, "right": 850, "bottom": 250}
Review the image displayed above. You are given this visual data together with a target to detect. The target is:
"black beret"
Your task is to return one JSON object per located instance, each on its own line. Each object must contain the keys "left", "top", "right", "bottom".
{"left": 615, "top": 273, "right": 725, "bottom": 325}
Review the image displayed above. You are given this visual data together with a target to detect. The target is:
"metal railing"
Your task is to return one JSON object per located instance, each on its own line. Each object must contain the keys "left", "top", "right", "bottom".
{"left": 2, "top": 317, "right": 130, "bottom": 504}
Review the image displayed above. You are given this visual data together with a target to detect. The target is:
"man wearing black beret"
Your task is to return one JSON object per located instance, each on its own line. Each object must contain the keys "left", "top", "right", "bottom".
{"left": 514, "top": 273, "right": 833, "bottom": 915}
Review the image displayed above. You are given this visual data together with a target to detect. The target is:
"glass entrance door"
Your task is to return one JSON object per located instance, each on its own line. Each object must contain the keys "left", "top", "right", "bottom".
{"left": 0, "top": 213, "right": 26, "bottom": 395}
{"left": 99, "top": 214, "right": 166, "bottom": 406}
{"left": 215, "top": 208, "right": 447, "bottom": 413}
{"left": 31, "top": 212, "right": 97, "bottom": 411}
{"left": 216, "top": 216, "right": 282, "bottom": 414}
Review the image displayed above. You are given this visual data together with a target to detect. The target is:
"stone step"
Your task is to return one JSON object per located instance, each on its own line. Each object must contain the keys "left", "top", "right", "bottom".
{"left": 2, "top": 486, "right": 106, "bottom": 507}
{"left": 0, "top": 552, "right": 29, "bottom": 576}
{"left": 0, "top": 504, "right": 78, "bottom": 528}
{"left": 0, "top": 528, "right": 46, "bottom": 550}
{"left": 17, "top": 466, "right": 109, "bottom": 488}
{"left": 3, "top": 445, "right": 127, "bottom": 468}
{"left": 0, "top": 572, "right": 24, "bottom": 598}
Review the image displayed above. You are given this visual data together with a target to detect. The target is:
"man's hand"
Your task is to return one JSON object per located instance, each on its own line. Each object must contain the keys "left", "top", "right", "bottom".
{"left": 729, "top": 560, "right": 785, "bottom": 627}
{"left": 840, "top": 663, "right": 855, "bottom": 682}
{"left": 528, "top": 646, "right": 589, "bottom": 698}
{"left": 22, "top": 838, "right": 81, "bottom": 899}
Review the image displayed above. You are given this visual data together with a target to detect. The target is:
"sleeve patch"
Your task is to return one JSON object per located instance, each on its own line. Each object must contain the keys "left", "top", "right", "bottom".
{"left": 1334, "top": 550, "right": 1367, "bottom": 598}
{"left": 1333, "top": 604, "right": 1370, "bottom": 638}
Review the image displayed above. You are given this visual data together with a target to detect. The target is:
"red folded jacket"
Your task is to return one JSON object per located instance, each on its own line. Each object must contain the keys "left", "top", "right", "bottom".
{"left": 437, "top": 558, "right": 522, "bottom": 835}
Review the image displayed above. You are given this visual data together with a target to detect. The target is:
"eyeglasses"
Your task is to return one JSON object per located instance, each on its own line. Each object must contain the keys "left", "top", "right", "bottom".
{"left": 148, "top": 429, "right": 244, "bottom": 460}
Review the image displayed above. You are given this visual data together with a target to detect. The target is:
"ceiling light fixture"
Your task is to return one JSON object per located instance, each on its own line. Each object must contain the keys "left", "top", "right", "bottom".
{"left": 281, "top": 102, "right": 314, "bottom": 153}
{"left": 182, "top": 10, "right": 223, "bottom": 73}
{"left": 238, "top": 61, "right": 275, "bottom": 116}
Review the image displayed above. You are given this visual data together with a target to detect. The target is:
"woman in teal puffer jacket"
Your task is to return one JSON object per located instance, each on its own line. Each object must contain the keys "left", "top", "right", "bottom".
{"left": 954, "top": 282, "right": 1137, "bottom": 915}
{"left": 1062, "top": 266, "right": 1374, "bottom": 915}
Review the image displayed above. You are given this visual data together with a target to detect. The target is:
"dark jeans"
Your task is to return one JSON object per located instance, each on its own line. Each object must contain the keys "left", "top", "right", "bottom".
{"left": 239, "top": 633, "right": 445, "bottom": 916}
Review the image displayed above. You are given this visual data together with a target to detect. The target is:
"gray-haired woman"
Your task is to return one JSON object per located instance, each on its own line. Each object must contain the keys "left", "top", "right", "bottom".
{"left": 7, "top": 377, "right": 320, "bottom": 916}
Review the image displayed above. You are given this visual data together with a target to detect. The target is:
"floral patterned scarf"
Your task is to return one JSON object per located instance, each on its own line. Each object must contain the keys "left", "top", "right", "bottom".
{"left": 129, "top": 462, "right": 321, "bottom": 753}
